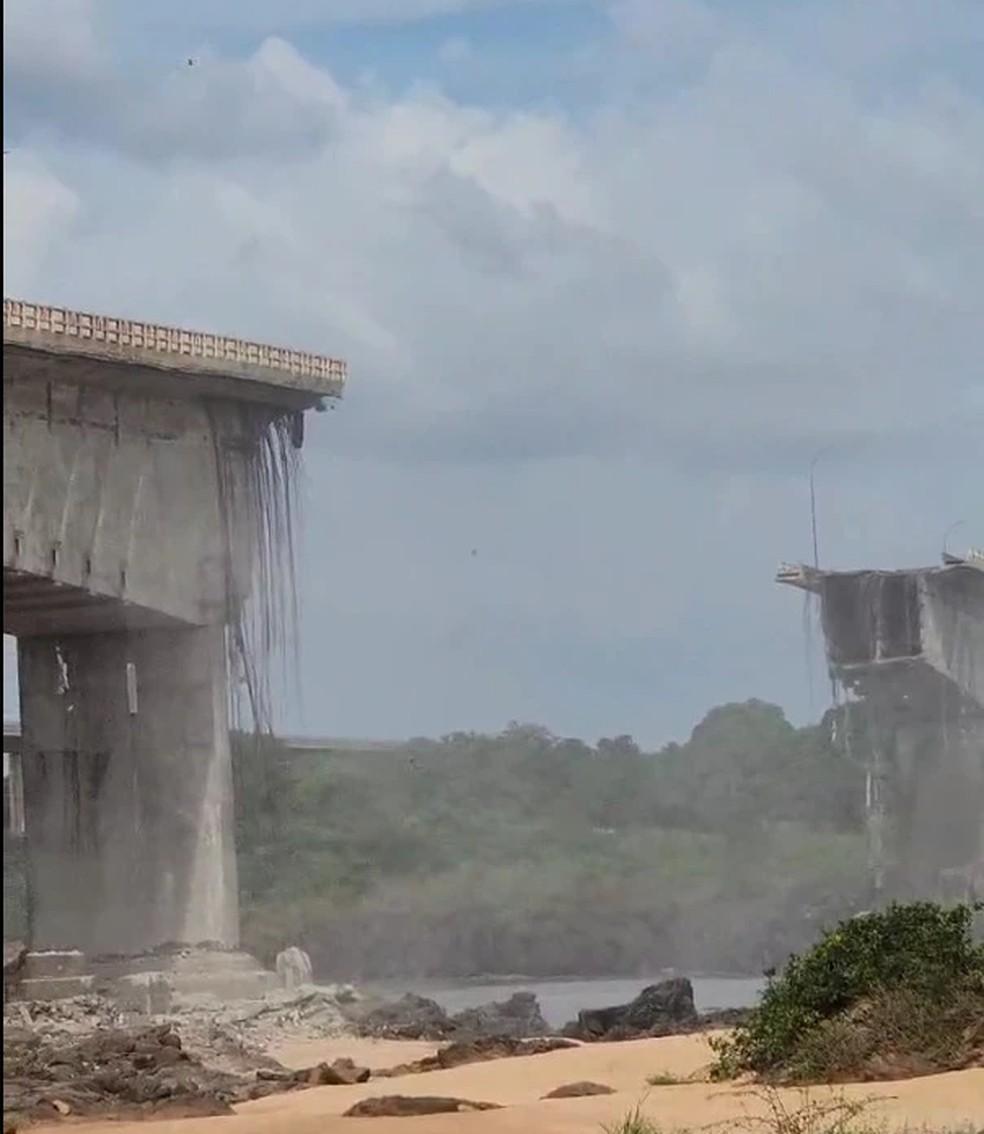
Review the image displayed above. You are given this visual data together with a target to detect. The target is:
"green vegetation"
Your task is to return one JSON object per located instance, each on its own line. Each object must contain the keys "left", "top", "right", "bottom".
{"left": 603, "top": 1103, "right": 665, "bottom": 1134}
{"left": 645, "top": 1071, "right": 683, "bottom": 1086}
{"left": 234, "top": 699, "right": 869, "bottom": 979}
{"left": 603, "top": 1087, "right": 979, "bottom": 1134}
{"left": 724, "top": 1089, "right": 876, "bottom": 1134}
{"left": 711, "top": 902, "right": 984, "bottom": 1083}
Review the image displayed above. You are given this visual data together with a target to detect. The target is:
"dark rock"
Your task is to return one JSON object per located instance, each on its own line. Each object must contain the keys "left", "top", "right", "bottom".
{"left": 566, "top": 978, "right": 698, "bottom": 1041}
{"left": 255, "top": 1068, "right": 294, "bottom": 1083}
{"left": 2, "top": 1022, "right": 259, "bottom": 1125}
{"left": 299, "top": 1058, "right": 371, "bottom": 1086}
{"left": 358, "top": 989, "right": 551, "bottom": 1042}
{"left": 375, "top": 1035, "right": 577, "bottom": 1077}
{"left": 358, "top": 993, "right": 453, "bottom": 1040}
{"left": 344, "top": 1095, "right": 501, "bottom": 1117}
{"left": 543, "top": 1081, "right": 616, "bottom": 1098}
{"left": 449, "top": 991, "right": 551, "bottom": 1039}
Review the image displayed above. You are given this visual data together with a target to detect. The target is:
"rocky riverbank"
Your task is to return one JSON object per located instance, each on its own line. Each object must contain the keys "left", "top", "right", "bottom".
{"left": 2, "top": 977, "right": 743, "bottom": 1128}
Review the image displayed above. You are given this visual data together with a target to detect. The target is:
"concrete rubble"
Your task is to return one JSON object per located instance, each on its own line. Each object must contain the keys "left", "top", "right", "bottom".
{"left": 2, "top": 982, "right": 580, "bottom": 1127}
{"left": 3, "top": 982, "right": 358, "bottom": 1070}
{"left": 2, "top": 983, "right": 367, "bottom": 1129}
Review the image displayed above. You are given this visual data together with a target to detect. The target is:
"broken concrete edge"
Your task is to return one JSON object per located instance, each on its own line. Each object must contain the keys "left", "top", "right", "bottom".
{"left": 3, "top": 298, "right": 346, "bottom": 406}
{"left": 776, "top": 555, "right": 984, "bottom": 593}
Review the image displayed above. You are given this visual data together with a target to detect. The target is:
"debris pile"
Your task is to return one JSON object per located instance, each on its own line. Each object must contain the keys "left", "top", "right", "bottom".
{"left": 173, "top": 985, "right": 356, "bottom": 1070}
{"left": 3, "top": 1010, "right": 374, "bottom": 1128}
{"left": 3, "top": 1023, "right": 245, "bottom": 1124}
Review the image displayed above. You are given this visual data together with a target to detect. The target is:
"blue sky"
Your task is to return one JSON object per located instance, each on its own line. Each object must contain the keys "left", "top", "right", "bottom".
{"left": 4, "top": 0, "right": 983, "bottom": 744}
{"left": 114, "top": 2, "right": 611, "bottom": 107}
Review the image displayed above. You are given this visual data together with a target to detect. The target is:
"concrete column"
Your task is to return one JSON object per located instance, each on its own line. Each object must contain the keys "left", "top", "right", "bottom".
{"left": 18, "top": 626, "right": 238, "bottom": 956}
{"left": 895, "top": 716, "right": 984, "bottom": 897}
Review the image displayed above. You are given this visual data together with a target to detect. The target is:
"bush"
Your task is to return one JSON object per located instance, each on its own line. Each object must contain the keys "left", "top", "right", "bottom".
{"left": 711, "top": 901, "right": 984, "bottom": 1081}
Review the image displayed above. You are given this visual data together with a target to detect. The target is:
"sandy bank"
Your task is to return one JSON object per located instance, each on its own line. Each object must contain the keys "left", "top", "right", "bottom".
{"left": 29, "top": 1033, "right": 984, "bottom": 1133}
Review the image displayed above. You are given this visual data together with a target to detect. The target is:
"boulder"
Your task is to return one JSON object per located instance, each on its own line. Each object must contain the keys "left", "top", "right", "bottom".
{"left": 298, "top": 1058, "right": 370, "bottom": 1086}
{"left": 449, "top": 991, "right": 551, "bottom": 1039}
{"left": 344, "top": 1095, "right": 501, "bottom": 1117}
{"left": 357, "top": 990, "right": 551, "bottom": 1042}
{"left": 567, "top": 977, "right": 698, "bottom": 1041}
{"left": 543, "top": 1081, "right": 616, "bottom": 1098}
{"left": 357, "top": 993, "right": 453, "bottom": 1040}
{"left": 375, "top": 1035, "right": 577, "bottom": 1077}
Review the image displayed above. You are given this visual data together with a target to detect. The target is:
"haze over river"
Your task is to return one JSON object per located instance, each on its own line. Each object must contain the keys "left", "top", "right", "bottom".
{"left": 371, "top": 975, "right": 765, "bottom": 1029}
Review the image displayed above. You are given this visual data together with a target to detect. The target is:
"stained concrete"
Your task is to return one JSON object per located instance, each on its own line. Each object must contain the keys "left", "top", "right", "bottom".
{"left": 4, "top": 370, "right": 257, "bottom": 632}
{"left": 19, "top": 626, "right": 238, "bottom": 954}
{"left": 3, "top": 299, "right": 344, "bottom": 965}
{"left": 778, "top": 557, "right": 984, "bottom": 899}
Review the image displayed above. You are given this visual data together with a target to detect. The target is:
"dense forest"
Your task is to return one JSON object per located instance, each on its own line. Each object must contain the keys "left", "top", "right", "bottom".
{"left": 233, "top": 699, "right": 872, "bottom": 980}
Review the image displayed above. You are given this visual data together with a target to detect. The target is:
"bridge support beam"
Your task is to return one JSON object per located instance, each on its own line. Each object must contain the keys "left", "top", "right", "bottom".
{"left": 18, "top": 626, "right": 238, "bottom": 956}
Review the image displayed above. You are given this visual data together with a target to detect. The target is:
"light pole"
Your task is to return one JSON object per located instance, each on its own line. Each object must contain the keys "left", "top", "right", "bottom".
{"left": 809, "top": 446, "right": 835, "bottom": 570}
{"left": 942, "top": 520, "right": 966, "bottom": 560}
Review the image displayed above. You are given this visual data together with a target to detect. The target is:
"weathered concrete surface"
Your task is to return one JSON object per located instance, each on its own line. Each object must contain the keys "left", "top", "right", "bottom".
{"left": 19, "top": 626, "right": 239, "bottom": 954}
{"left": 778, "top": 560, "right": 984, "bottom": 703}
{"left": 921, "top": 566, "right": 984, "bottom": 707}
{"left": 4, "top": 373, "right": 239, "bottom": 631}
{"left": 778, "top": 556, "right": 984, "bottom": 899}
{"left": 3, "top": 298, "right": 345, "bottom": 408}
{"left": 3, "top": 298, "right": 344, "bottom": 963}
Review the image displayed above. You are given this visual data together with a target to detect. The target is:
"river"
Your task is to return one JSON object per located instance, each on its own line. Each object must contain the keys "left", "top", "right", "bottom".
{"left": 370, "top": 975, "right": 765, "bottom": 1029}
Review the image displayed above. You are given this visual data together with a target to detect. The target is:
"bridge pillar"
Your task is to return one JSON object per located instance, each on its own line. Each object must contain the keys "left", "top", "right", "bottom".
{"left": 18, "top": 625, "right": 238, "bottom": 956}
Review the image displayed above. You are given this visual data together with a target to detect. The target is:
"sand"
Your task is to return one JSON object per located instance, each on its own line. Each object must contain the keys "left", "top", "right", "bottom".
{"left": 28, "top": 1033, "right": 984, "bottom": 1133}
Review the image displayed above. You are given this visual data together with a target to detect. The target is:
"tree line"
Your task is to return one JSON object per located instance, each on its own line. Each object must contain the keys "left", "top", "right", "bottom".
{"left": 233, "top": 700, "right": 869, "bottom": 980}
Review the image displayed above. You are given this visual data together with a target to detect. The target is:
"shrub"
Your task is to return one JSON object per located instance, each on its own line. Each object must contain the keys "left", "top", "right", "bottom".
{"left": 712, "top": 901, "right": 984, "bottom": 1080}
{"left": 603, "top": 1105, "right": 665, "bottom": 1134}
{"left": 646, "top": 1071, "right": 683, "bottom": 1086}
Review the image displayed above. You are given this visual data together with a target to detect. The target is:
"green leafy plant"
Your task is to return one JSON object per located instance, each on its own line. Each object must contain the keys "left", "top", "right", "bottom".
{"left": 711, "top": 901, "right": 984, "bottom": 1081}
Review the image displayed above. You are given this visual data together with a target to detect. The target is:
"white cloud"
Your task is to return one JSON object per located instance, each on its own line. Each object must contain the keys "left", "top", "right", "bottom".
{"left": 4, "top": 0, "right": 104, "bottom": 80}
{"left": 3, "top": 163, "right": 81, "bottom": 296}
{"left": 3, "top": 3, "right": 983, "bottom": 740}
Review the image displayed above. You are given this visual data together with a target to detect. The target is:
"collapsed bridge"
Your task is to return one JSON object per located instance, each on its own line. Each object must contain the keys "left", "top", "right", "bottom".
{"left": 778, "top": 551, "right": 984, "bottom": 901}
{"left": 3, "top": 299, "right": 345, "bottom": 961}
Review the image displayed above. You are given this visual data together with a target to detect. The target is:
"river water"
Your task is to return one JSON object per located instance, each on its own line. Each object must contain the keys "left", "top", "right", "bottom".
{"left": 370, "top": 975, "right": 765, "bottom": 1030}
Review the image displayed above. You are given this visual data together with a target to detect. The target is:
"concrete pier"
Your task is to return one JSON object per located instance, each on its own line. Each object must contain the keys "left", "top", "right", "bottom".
{"left": 778, "top": 553, "right": 984, "bottom": 900}
{"left": 3, "top": 300, "right": 345, "bottom": 957}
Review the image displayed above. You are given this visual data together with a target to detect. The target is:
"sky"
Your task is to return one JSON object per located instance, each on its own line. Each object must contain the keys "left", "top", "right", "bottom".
{"left": 3, "top": 0, "right": 983, "bottom": 746}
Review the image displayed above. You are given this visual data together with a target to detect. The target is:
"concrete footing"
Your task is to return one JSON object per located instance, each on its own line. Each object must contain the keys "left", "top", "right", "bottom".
{"left": 90, "top": 949, "right": 280, "bottom": 1002}
{"left": 7, "top": 947, "right": 281, "bottom": 1007}
{"left": 14, "top": 950, "right": 95, "bottom": 1001}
